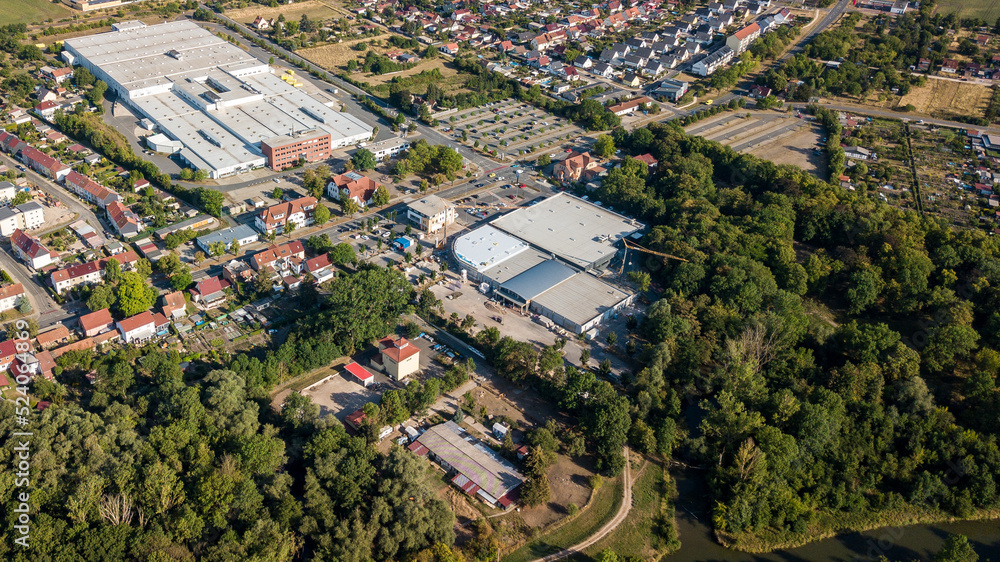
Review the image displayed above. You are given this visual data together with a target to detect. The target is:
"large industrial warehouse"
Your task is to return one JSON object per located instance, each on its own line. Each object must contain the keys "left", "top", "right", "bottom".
{"left": 62, "top": 20, "right": 373, "bottom": 178}
{"left": 453, "top": 193, "right": 642, "bottom": 334}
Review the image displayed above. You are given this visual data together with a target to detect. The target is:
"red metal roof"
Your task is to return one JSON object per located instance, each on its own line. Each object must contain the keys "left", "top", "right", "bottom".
{"left": 344, "top": 361, "right": 374, "bottom": 381}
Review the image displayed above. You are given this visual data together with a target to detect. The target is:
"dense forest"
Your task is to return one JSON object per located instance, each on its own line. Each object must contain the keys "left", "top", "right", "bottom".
{"left": 590, "top": 121, "right": 1000, "bottom": 546}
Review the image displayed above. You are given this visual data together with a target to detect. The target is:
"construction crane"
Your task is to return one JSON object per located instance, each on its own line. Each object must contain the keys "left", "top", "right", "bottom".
{"left": 619, "top": 238, "right": 688, "bottom": 274}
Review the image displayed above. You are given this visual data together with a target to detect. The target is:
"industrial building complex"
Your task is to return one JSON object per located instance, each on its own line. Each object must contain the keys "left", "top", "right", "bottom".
{"left": 453, "top": 193, "right": 642, "bottom": 334}
{"left": 61, "top": 20, "right": 373, "bottom": 179}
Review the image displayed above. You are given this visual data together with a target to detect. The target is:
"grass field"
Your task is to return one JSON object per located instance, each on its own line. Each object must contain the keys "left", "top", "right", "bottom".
{"left": 898, "top": 78, "right": 992, "bottom": 120}
{"left": 581, "top": 463, "right": 678, "bottom": 560}
{"left": 225, "top": 0, "right": 344, "bottom": 23}
{"left": 0, "top": 0, "right": 73, "bottom": 25}
{"left": 933, "top": 0, "right": 1000, "bottom": 21}
{"left": 503, "top": 475, "right": 624, "bottom": 562}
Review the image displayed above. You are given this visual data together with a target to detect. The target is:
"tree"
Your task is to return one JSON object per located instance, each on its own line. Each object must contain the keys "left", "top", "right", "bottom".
{"left": 86, "top": 284, "right": 116, "bottom": 312}
{"left": 329, "top": 242, "right": 356, "bottom": 265}
{"left": 170, "top": 265, "right": 193, "bottom": 291}
{"left": 537, "top": 153, "right": 551, "bottom": 167}
{"left": 116, "top": 271, "right": 158, "bottom": 317}
{"left": 314, "top": 203, "right": 331, "bottom": 225}
{"left": 284, "top": 221, "right": 296, "bottom": 238}
{"left": 372, "top": 185, "right": 390, "bottom": 207}
{"left": 594, "top": 134, "right": 616, "bottom": 159}
{"left": 272, "top": 187, "right": 284, "bottom": 200}
{"left": 934, "top": 535, "right": 978, "bottom": 562}
{"left": 352, "top": 148, "right": 377, "bottom": 171}
{"left": 103, "top": 258, "right": 121, "bottom": 285}
{"left": 11, "top": 191, "right": 30, "bottom": 206}
{"left": 230, "top": 240, "right": 241, "bottom": 257}
{"left": 342, "top": 197, "right": 360, "bottom": 216}
{"left": 16, "top": 296, "right": 32, "bottom": 314}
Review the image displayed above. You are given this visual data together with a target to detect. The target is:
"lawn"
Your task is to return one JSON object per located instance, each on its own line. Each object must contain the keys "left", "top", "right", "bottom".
{"left": 502, "top": 474, "right": 624, "bottom": 562}
{"left": 0, "top": 0, "right": 73, "bottom": 26}
{"left": 225, "top": 0, "right": 344, "bottom": 23}
{"left": 933, "top": 0, "right": 1000, "bottom": 21}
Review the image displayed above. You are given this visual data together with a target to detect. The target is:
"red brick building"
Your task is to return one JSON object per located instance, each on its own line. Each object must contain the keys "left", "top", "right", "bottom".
{"left": 260, "top": 129, "right": 332, "bottom": 171}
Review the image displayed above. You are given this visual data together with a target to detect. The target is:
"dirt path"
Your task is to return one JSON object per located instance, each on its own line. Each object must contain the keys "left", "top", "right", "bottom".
{"left": 534, "top": 448, "right": 638, "bottom": 562}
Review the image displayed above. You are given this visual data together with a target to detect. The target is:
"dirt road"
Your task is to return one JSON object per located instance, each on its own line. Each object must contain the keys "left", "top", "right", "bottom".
{"left": 534, "top": 448, "right": 635, "bottom": 562}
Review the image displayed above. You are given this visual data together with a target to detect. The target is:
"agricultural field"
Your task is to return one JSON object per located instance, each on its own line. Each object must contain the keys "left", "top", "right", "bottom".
{"left": 898, "top": 79, "right": 993, "bottom": 121}
{"left": 0, "top": 0, "right": 73, "bottom": 26}
{"left": 225, "top": 0, "right": 345, "bottom": 23}
{"left": 933, "top": 0, "right": 1000, "bottom": 21}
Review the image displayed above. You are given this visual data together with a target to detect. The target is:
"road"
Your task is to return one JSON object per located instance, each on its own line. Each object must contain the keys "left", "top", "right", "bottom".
{"left": 0, "top": 153, "right": 105, "bottom": 328}
{"left": 778, "top": 0, "right": 850, "bottom": 63}
{"left": 534, "top": 448, "right": 637, "bottom": 562}
{"left": 787, "top": 101, "right": 1000, "bottom": 134}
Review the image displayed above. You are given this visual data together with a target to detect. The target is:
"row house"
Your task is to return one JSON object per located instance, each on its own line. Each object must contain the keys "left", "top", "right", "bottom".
{"left": 49, "top": 250, "right": 140, "bottom": 294}
{"left": 254, "top": 196, "right": 317, "bottom": 235}
{"left": 10, "top": 229, "right": 58, "bottom": 270}
{"left": 726, "top": 22, "right": 761, "bottom": 54}
{"left": 63, "top": 171, "right": 121, "bottom": 209}
{"left": 0, "top": 132, "right": 28, "bottom": 156}
{"left": 19, "top": 146, "right": 70, "bottom": 182}
{"left": 250, "top": 240, "right": 306, "bottom": 273}
{"left": 106, "top": 201, "right": 144, "bottom": 238}
{"left": 530, "top": 30, "right": 567, "bottom": 50}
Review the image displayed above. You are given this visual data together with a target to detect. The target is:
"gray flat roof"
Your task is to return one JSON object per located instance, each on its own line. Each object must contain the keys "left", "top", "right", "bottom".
{"left": 453, "top": 225, "right": 528, "bottom": 273}
{"left": 490, "top": 192, "right": 643, "bottom": 268}
{"left": 416, "top": 421, "right": 522, "bottom": 499}
{"left": 480, "top": 248, "right": 548, "bottom": 285}
{"left": 500, "top": 259, "right": 577, "bottom": 302}
{"left": 408, "top": 194, "right": 451, "bottom": 218}
{"left": 532, "top": 272, "right": 632, "bottom": 326}
{"left": 196, "top": 224, "right": 258, "bottom": 246}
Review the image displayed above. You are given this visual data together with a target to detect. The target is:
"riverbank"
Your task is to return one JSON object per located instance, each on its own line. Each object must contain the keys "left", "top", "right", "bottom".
{"left": 720, "top": 507, "right": 1000, "bottom": 553}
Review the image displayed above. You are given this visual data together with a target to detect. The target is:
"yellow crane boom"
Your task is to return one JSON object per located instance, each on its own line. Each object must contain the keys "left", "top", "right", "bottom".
{"left": 620, "top": 238, "right": 687, "bottom": 274}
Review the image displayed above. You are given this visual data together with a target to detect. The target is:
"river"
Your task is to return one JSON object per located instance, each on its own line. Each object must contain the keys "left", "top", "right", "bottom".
{"left": 670, "top": 469, "right": 1000, "bottom": 561}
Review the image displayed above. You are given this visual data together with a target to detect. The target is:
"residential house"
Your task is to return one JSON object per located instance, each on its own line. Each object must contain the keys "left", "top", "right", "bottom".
{"left": 844, "top": 146, "right": 875, "bottom": 160}
{"left": 161, "top": 291, "right": 187, "bottom": 320}
{"left": 692, "top": 47, "right": 734, "bottom": 76}
{"left": 250, "top": 240, "right": 306, "bottom": 273}
{"left": 621, "top": 72, "right": 642, "bottom": 87}
{"left": 304, "top": 253, "right": 334, "bottom": 284}
{"left": 574, "top": 55, "right": 594, "bottom": 69}
{"left": 10, "top": 229, "right": 58, "bottom": 269}
{"left": 653, "top": 78, "right": 689, "bottom": 101}
{"left": 440, "top": 43, "right": 460, "bottom": 55}
{"left": 222, "top": 259, "right": 255, "bottom": 286}
{"left": 634, "top": 153, "right": 658, "bottom": 168}
{"left": 749, "top": 84, "right": 772, "bottom": 98}
{"left": 117, "top": 311, "right": 157, "bottom": 344}
{"left": 553, "top": 152, "right": 601, "bottom": 182}
{"left": 917, "top": 58, "right": 931, "bottom": 72}
{"left": 152, "top": 215, "right": 216, "bottom": 240}
{"left": 376, "top": 336, "right": 420, "bottom": 380}
{"left": 79, "top": 308, "right": 114, "bottom": 337}
{"left": 254, "top": 196, "right": 317, "bottom": 235}
{"left": 608, "top": 96, "right": 655, "bottom": 116}
{"left": 35, "top": 325, "right": 70, "bottom": 350}
{"left": 0, "top": 339, "right": 33, "bottom": 371}
{"left": 407, "top": 194, "right": 456, "bottom": 233}
{"left": 0, "top": 283, "right": 25, "bottom": 313}
{"left": 252, "top": 15, "right": 274, "bottom": 30}
{"left": 0, "top": 202, "right": 44, "bottom": 236}
{"left": 64, "top": 171, "right": 120, "bottom": 209}
{"left": 190, "top": 276, "right": 230, "bottom": 308}
{"left": 19, "top": 147, "right": 70, "bottom": 181}
{"left": 41, "top": 66, "right": 73, "bottom": 84}
{"left": 942, "top": 59, "right": 959, "bottom": 73}
{"left": 726, "top": 22, "right": 760, "bottom": 54}
{"left": 106, "top": 201, "right": 143, "bottom": 238}
{"left": 327, "top": 172, "right": 380, "bottom": 208}
{"left": 0, "top": 181, "right": 16, "bottom": 202}
{"left": 590, "top": 61, "right": 615, "bottom": 78}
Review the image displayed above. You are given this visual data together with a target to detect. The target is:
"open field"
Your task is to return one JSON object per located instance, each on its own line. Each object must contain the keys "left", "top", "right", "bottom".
{"left": 0, "top": 0, "right": 73, "bottom": 25}
{"left": 933, "top": 0, "right": 1000, "bottom": 20}
{"left": 225, "top": 0, "right": 344, "bottom": 23}
{"left": 502, "top": 474, "right": 624, "bottom": 562}
{"left": 899, "top": 79, "right": 993, "bottom": 120}
{"left": 362, "top": 59, "right": 462, "bottom": 88}
{"left": 298, "top": 35, "right": 390, "bottom": 70}
{"left": 581, "top": 461, "right": 677, "bottom": 561}
{"left": 746, "top": 125, "right": 827, "bottom": 178}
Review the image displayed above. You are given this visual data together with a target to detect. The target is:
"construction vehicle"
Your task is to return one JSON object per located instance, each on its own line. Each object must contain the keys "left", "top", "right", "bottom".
{"left": 619, "top": 238, "right": 687, "bottom": 274}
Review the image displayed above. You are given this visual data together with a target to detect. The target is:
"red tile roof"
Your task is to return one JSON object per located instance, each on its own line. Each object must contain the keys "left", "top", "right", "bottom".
{"left": 379, "top": 336, "right": 420, "bottom": 362}
{"left": 305, "top": 253, "right": 331, "bottom": 272}
{"left": 35, "top": 325, "right": 70, "bottom": 348}
{"left": 117, "top": 311, "right": 154, "bottom": 334}
{"left": 733, "top": 22, "right": 760, "bottom": 40}
{"left": 79, "top": 308, "right": 113, "bottom": 334}
{"left": 11, "top": 229, "right": 55, "bottom": 260}
{"left": 0, "top": 283, "right": 25, "bottom": 301}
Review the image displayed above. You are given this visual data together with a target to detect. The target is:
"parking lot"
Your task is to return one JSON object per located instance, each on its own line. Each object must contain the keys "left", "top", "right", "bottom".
{"left": 439, "top": 100, "right": 583, "bottom": 159}
{"left": 302, "top": 370, "right": 389, "bottom": 420}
